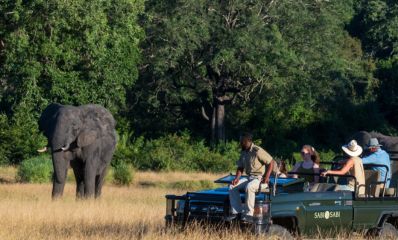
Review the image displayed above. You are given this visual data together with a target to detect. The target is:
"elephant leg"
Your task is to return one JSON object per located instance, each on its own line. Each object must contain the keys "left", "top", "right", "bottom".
{"left": 95, "top": 165, "right": 109, "bottom": 198}
{"left": 70, "top": 159, "right": 85, "bottom": 199}
{"left": 95, "top": 135, "right": 116, "bottom": 198}
{"left": 82, "top": 142, "right": 101, "bottom": 198}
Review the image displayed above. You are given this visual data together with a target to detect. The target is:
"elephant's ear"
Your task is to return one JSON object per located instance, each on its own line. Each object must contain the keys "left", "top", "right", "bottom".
{"left": 77, "top": 105, "right": 116, "bottom": 148}
{"left": 38, "top": 103, "right": 64, "bottom": 134}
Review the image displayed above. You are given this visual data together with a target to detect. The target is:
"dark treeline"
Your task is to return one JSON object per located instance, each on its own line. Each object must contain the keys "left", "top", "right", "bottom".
{"left": 0, "top": 0, "right": 397, "bottom": 168}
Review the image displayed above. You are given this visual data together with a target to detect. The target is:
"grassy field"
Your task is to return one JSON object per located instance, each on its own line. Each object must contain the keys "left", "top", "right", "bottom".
{"left": 0, "top": 167, "right": 371, "bottom": 239}
{"left": 0, "top": 167, "right": 273, "bottom": 240}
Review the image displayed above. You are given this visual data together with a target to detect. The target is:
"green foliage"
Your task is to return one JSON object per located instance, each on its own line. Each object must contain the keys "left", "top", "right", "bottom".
{"left": 16, "top": 156, "right": 53, "bottom": 183}
{"left": 0, "top": 0, "right": 145, "bottom": 115}
{"left": 112, "top": 132, "right": 240, "bottom": 172}
{"left": 348, "top": 0, "right": 398, "bottom": 57}
{"left": 140, "top": 0, "right": 356, "bottom": 141}
{"left": 113, "top": 161, "right": 134, "bottom": 186}
{"left": 0, "top": 113, "right": 47, "bottom": 165}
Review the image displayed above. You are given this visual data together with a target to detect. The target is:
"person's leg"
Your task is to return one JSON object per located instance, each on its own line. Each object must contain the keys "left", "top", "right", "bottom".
{"left": 339, "top": 185, "right": 354, "bottom": 191}
{"left": 229, "top": 178, "right": 249, "bottom": 214}
{"left": 245, "top": 178, "right": 264, "bottom": 216}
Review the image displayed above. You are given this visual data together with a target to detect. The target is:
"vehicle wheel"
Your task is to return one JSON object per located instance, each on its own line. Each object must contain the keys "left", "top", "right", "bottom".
{"left": 258, "top": 224, "right": 293, "bottom": 240}
{"left": 366, "top": 223, "right": 398, "bottom": 239}
{"left": 380, "top": 223, "right": 398, "bottom": 239}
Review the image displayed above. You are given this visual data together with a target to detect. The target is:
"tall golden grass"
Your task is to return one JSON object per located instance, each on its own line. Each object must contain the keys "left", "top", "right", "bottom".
{"left": 0, "top": 168, "right": 269, "bottom": 240}
{"left": 0, "top": 168, "right": 371, "bottom": 239}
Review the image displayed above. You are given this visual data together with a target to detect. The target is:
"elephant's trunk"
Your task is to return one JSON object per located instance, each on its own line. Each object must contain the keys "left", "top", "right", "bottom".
{"left": 51, "top": 150, "right": 68, "bottom": 198}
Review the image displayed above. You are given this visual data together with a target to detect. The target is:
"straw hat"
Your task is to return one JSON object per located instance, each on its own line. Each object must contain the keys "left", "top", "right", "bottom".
{"left": 342, "top": 140, "right": 363, "bottom": 157}
{"left": 364, "top": 138, "right": 383, "bottom": 150}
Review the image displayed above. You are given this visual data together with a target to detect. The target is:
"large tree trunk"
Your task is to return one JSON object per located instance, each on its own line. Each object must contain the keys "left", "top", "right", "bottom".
{"left": 211, "top": 103, "right": 225, "bottom": 143}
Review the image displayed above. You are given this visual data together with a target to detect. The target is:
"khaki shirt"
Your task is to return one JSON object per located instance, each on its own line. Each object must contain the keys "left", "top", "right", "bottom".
{"left": 236, "top": 144, "right": 273, "bottom": 176}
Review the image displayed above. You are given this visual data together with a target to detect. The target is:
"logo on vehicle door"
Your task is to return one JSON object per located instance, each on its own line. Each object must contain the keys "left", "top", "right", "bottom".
{"left": 314, "top": 211, "right": 340, "bottom": 219}
{"left": 208, "top": 205, "right": 218, "bottom": 213}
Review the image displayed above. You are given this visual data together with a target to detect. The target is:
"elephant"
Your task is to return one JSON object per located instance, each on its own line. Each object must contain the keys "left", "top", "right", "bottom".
{"left": 346, "top": 131, "right": 398, "bottom": 157}
{"left": 37, "top": 103, "right": 117, "bottom": 199}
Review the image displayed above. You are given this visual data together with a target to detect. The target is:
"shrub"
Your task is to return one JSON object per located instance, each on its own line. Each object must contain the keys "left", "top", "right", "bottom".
{"left": 16, "top": 156, "right": 53, "bottom": 183}
{"left": 113, "top": 161, "right": 134, "bottom": 186}
{"left": 112, "top": 132, "right": 240, "bottom": 173}
{"left": 0, "top": 113, "right": 47, "bottom": 165}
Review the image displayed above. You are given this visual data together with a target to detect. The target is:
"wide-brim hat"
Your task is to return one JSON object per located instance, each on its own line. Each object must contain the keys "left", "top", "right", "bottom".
{"left": 364, "top": 138, "right": 383, "bottom": 149}
{"left": 342, "top": 140, "right": 363, "bottom": 157}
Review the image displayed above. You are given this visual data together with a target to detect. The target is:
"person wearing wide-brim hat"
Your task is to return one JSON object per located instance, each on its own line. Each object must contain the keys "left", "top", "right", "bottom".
{"left": 320, "top": 140, "right": 366, "bottom": 194}
{"left": 362, "top": 138, "right": 391, "bottom": 188}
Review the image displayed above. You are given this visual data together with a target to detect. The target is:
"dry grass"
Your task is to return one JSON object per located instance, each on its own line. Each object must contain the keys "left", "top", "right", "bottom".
{"left": 0, "top": 167, "right": 262, "bottom": 240}
{"left": 0, "top": 167, "right": 371, "bottom": 239}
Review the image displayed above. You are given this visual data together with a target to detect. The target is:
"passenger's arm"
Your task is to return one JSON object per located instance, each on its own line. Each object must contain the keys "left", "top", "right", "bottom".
{"left": 320, "top": 159, "right": 354, "bottom": 177}
{"left": 289, "top": 162, "right": 301, "bottom": 178}
{"left": 310, "top": 164, "right": 320, "bottom": 187}
{"left": 231, "top": 167, "right": 243, "bottom": 185}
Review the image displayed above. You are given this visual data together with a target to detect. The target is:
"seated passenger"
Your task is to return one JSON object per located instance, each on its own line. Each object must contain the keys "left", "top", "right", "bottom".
{"left": 361, "top": 138, "right": 391, "bottom": 188}
{"left": 290, "top": 145, "right": 320, "bottom": 188}
{"left": 273, "top": 159, "right": 288, "bottom": 178}
{"left": 320, "top": 140, "right": 365, "bottom": 194}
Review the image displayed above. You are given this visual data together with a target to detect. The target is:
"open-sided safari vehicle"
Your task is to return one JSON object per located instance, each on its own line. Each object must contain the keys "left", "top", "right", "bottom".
{"left": 165, "top": 152, "right": 398, "bottom": 238}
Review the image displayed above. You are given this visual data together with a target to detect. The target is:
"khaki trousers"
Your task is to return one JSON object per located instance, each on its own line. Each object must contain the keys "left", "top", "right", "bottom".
{"left": 229, "top": 176, "right": 268, "bottom": 216}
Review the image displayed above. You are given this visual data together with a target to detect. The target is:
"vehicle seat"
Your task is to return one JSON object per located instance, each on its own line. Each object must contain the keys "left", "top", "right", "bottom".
{"left": 381, "top": 188, "right": 395, "bottom": 196}
{"left": 328, "top": 168, "right": 350, "bottom": 185}
{"left": 310, "top": 183, "right": 340, "bottom": 192}
{"left": 318, "top": 167, "right": 328, "bottom": 183}
{"left": 388, "top": 160, "right": 398, "bottom": 188}
{"left": 238, "top": 183, "right": 270, "bottom": 194}
{"left": 364, "top": 170, "right": 381, "bottom": 197}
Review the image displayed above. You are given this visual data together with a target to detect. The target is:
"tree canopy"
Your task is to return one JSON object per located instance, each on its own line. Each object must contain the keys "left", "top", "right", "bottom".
{"left": 0, "top": 0, "right": 398, "bottom": 165}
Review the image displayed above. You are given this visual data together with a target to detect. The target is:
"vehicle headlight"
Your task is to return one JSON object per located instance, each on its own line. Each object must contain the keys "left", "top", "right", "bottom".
{"left": 253, "top": 203, "right": 270, "bottom": 223}
{"left": 176, "top": 200, "right": 185, "bottom": 214}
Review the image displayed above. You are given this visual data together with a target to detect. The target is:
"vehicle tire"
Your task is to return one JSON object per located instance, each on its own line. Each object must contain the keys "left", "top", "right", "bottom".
{"left": 258, "top": 224, "right": 293, "bottom": 240}
{"left": 366, "top": 223, "right": 398, "bottom": 239}
{"left": 380, "top": 223, "right": 398, "bottom": 239}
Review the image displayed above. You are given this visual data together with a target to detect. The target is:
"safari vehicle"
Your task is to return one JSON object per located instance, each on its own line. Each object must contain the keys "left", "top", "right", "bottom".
{"left": 164, "top": 152, "right": 398, "bottom": 238}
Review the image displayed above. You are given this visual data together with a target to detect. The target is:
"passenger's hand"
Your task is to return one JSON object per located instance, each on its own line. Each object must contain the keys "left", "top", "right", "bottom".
{"left": 231, "top": 178, "right": 239, "bottom": 186}
{"left": 320, "top": 171, "right": 328, "bottom": 177}
{"left": 261, "top": 176, "right": 270, "bottom": 184}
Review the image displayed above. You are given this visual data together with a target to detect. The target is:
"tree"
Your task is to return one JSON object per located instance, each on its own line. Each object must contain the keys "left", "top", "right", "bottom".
{"left": 0, "top": 0, "right": 145, "bottom": 117}
{"left": 348, "top": 0, "right": 398, "bottom": 58}
{"left": 141, "top": 0, "right": 354, "bottom": 142}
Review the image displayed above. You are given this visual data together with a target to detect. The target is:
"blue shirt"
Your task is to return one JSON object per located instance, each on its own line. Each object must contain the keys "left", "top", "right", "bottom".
{"left": 361, "top": 149, "right": 391, "bottom": 188}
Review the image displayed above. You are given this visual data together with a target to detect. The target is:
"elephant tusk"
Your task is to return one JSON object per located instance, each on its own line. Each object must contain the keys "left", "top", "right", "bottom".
{"left": 61, "top": 143, "right": 70, "bottom": 151}
{"left": 37, "top": 146, "right": 48, "bottom": 152}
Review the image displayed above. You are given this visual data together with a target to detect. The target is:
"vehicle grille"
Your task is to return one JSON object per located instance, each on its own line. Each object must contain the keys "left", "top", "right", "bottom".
{"left": 189, "top": 201, "right": 225, "bottom": 217}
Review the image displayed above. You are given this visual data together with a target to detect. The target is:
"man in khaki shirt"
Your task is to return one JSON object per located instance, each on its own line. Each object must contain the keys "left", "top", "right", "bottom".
{"left": 226, "top": 132, "right": 274, "bottom": 222}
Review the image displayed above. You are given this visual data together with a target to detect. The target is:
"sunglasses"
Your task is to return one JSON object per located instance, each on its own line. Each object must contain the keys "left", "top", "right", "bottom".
{"left": 300, "top": 152, "right": 310, "bottom": 155}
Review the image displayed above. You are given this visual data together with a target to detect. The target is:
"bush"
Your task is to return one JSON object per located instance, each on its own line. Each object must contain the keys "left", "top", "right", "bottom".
{"left": 112, "top": 132, "right": 240, "bottom": 173}
{"left": 16, "top": 156, "right": 53, "bottom": 183}
{"left": 113, "top": 161, "right": 134, "bottom": 186}
{"left": 0, "top": 113, "right": 47, "bottom": 165}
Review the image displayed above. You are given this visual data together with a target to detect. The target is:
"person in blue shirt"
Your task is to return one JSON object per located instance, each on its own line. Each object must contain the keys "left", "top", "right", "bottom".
{"left": 361, "top": 138, "right": 391, "bottom": 188}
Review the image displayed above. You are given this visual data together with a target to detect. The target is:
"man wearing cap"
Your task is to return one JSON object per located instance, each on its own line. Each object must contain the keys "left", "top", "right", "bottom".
{"left": 225, "top": 132, "right": 274, "bottom": 222}
{"left": 361, "top": 138, "right": 391, "bottom": 188}
{"left": 320, "top": 140, "right": 365, "bottom": 195}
